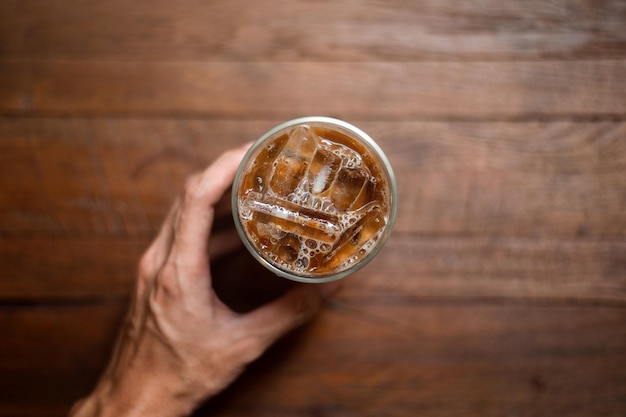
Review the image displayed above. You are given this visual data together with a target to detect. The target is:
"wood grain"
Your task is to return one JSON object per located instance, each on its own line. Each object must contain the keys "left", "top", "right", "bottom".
{"left": 1, "top": 236, "right": 623, "bottom": 302}
{"left": 0, "top": 238, "right": 144, "bottom": 299}
{"left": 1, "top": 60, "right": 625, "bottom": 118}
{"left": 204, "top": 302, "right": 626, "bottom": 417}
{"left": 1, "top": 0, "right": 625, "bottom": 415}
{"left": 0, "top": 301, "right": 623, "bottom": 417}
{"left": 1, "top": 0, "right": 625, "bottom": 61}
{"left": 1, "top": 119, "right": 623, "bottom": 238}
{"left": 0, "top": 302, "right": 126, "bottom": 417}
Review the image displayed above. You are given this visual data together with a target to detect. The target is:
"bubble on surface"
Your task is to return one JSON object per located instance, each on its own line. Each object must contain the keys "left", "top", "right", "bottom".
{"left": 275, "top": 234, "right": 300, "bottom": 263}
{"left": 295, "top": 257, "right": 309, "bottom": 269}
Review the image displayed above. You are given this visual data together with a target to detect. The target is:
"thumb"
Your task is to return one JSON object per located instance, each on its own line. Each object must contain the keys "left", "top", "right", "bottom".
{"left": 238, "top": 281, "right": 341, "bottom": 348}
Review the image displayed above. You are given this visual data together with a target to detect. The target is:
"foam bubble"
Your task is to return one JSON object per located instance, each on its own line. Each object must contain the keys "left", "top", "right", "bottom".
{"left": 295, "top": 257, "right": 309, "bottom": 269}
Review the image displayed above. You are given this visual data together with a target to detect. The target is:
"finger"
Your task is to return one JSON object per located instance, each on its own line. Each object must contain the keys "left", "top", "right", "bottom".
{"left": 237, "top": 281, "right": 342, "bottom": 348}
{"left": 168, "top": 144, "right": 250, "bottom": 277}
{"left": 213, "top": 187, "right": 234, "bottom": 219}
{"left": 150, "top": 198, "right": 181, "bottom": 267}
{"left": 137, "top": 198, "right": 181, "bottom": 285}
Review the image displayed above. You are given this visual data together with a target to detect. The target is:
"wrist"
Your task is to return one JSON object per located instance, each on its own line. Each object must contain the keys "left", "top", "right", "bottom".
{"left": 70, "top": 373, "right": 201, "bottom": 417}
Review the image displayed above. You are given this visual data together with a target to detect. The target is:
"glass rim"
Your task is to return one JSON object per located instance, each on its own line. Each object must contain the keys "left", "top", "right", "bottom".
{"left": 232, "top": 116, "right": 398, "bottom": 283}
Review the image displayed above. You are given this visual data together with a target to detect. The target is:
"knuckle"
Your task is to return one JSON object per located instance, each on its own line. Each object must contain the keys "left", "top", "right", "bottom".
{"left": 182, "top": 175, "right": 203, "bottom": 203}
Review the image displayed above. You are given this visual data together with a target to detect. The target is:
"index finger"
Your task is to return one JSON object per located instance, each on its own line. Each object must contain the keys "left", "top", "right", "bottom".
{"left": 168, "top": 144, "right": 250, "bottom": 277}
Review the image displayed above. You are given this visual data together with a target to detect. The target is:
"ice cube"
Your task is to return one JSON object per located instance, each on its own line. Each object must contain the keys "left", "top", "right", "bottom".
{"left": 255, "top": 222, "right": 272, "bottom": 236}
{"left": 330, "top": 167, "right": 368, "bottom": 212}
{"left": 242, "top": 134, "right": 289, "bottom": 193}
{"left": 244, "top": 192, "right": 341, "bottom": 243}
{"left": 307, "top": 148, "right": 342, "bottom": 195}
{"left": 269, "top": 126, "right": 318, "bottom": 196}
{"left": 321, "top": 206, "right": 386, "bottom": 269}
{"left": 349, "top": 177, "right": 376, "bottom": 211}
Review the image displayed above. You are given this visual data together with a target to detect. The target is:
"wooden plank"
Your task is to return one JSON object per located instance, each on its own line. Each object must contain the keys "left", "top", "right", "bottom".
{"left": 1, "top": 236, "right": 624, "bottom": 303}
{"left": 204, "top": 303, "right": 626, "bottom": 417}
{"left": 1, "top": 61, "right": 625, "bottom": 118}
{"left": 356, "top": 235, "right": 626, "bottom": 303}
{"left": 1, "top": 0, "right": 625, "bottom": 61}
{"left": 0, "top": 302, "right": 126, "bottom": 417}
{"left": 1, "top": 119, "right": 624, "bottom": 239}
{"left": 0, "top": 238, "right": 145, "bottom": 299}
{"left": 0, "top": 301, "right": 623, "bottom": 416}
{"left": 383, "top": 121, "right": 626, "bottom": 238}
{"left": 0, "top": 119, "right": 269, "bottom": 237}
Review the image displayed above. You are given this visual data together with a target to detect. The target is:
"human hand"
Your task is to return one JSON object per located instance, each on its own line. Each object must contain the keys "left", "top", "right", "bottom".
{"left": 70, "top": 144, "right": 340, "bottom": 417}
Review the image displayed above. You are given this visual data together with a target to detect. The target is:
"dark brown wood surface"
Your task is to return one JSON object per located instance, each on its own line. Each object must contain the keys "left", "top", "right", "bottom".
{"left": 1, "top": 1, "right": 624, "bottom": 416}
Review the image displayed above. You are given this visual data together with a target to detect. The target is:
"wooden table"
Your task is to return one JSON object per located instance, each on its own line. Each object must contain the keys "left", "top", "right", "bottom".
{"left": 1, "top": 1, "right": 625, "bottom": 416}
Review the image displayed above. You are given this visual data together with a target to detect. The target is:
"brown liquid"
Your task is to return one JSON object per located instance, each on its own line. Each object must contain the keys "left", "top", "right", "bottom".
{"left": 237, "top": 123, "right": 391, "bottom": 278}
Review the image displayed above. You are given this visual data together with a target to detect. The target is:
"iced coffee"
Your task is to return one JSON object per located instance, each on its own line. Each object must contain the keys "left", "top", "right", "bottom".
{"left": 232, "top": 117, "right": 397, "bottom": 282}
